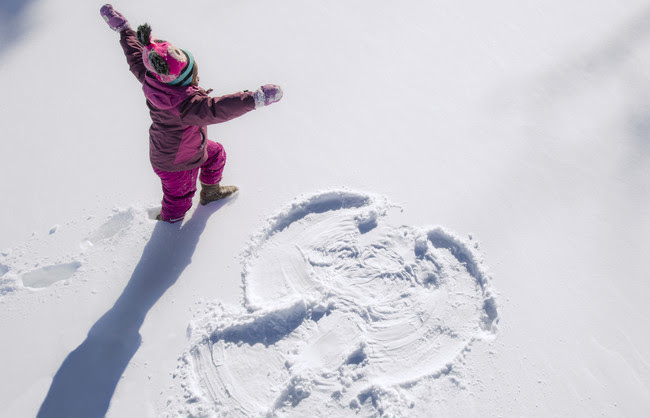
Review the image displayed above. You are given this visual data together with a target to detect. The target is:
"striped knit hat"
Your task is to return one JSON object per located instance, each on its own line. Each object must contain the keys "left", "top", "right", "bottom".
{"left": 136, "top": 24, "right": 195, "bottom": 86}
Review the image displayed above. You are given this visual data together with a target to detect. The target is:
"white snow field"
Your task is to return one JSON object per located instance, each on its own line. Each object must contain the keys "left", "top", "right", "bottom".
{"left": 1, "top": 0, "right": 649, "bottom": 417}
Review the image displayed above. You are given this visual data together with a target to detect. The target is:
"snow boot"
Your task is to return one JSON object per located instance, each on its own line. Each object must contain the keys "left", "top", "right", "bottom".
{"left": 155, "top": 213, "right": 183, "bottom": 223}
{"left": 200, "top": 183, "right": 238, "bottom": 205}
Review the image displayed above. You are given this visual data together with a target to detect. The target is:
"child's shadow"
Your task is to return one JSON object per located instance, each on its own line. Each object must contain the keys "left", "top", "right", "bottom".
{"left": 37, "top": 200, "right": 232, "bottom": 418}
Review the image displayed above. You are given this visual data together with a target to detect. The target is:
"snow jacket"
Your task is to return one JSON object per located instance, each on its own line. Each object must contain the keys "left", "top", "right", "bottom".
{"left": 118, "top": 29, "right": 256, "bottom": 172}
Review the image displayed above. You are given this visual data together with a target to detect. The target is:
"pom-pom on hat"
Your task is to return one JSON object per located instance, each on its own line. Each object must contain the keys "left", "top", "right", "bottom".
{"left": 137, "top": 23, "right": 195, "bottom": 86}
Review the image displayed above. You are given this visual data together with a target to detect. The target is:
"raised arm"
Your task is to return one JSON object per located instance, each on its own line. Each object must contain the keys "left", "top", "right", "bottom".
{"left": 119, "top": 29, "right": 147, "bottom": 82}
{"left": 100, "top": 4, "right": 146, "bottom": 83}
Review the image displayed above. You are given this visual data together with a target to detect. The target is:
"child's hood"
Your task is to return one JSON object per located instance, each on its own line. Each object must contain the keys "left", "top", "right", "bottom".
{"left": 143, "top": 75, "right": 198, "bottom": 110}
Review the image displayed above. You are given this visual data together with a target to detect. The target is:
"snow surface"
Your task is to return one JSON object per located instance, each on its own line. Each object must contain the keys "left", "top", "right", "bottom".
{"left": 1, "top": 0, "right": 650, "bottom": 417}
{"left": 174, "top": 191, "right": 498, "bottom": 416}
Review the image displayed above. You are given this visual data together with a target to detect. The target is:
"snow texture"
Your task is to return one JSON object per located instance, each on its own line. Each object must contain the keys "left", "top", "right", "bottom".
{"left": 169, "top": 191, "right": 498, "bottom": 417}
{"left": 1, "top": 0, "right": 650, "bottom": 417}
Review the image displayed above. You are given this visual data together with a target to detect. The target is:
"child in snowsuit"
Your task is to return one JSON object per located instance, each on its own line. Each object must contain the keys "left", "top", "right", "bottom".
{"left": 100, "top": 4, "right": 283, "bottom": 223}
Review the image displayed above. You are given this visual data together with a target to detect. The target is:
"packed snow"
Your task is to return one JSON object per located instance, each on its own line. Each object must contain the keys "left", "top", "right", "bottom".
{"left": 1, "top": 0, "right": 649, "bottom": 417}
{"left": 171, "top": 191, "right": 498, "bottom": 416}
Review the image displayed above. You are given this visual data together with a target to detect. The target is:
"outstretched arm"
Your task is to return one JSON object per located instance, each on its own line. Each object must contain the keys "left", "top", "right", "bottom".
{"left": 179, "top": 85, "right": 283, "bottom": 126}
{"left": 100, "top": 4, "right": 146, "bottom": 83}
{"left": 179, "top": 91, "right": 257, "bottom": 126}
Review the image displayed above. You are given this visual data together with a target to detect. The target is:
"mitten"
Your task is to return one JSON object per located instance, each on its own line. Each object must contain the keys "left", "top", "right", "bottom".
{"left": 254, "top": 84, "right": 283, "bottom": 108}
{"left": 100, "top": 4, "right": 130, "bottom": 32}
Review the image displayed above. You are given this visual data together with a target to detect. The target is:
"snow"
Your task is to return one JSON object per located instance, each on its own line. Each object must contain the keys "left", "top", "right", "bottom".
{"left": 173, "top": 190, "right": 498, "bottom": 416}
{"left": 1, "top": 0, "right": 649, "bottom": 417}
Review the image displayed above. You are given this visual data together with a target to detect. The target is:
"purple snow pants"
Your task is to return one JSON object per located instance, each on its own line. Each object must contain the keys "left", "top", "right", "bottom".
{"left": 153, "top": 140, "right": 226, "bottom": 223}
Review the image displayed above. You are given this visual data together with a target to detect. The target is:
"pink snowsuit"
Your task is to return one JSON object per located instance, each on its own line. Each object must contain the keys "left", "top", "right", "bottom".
{"left": 118, "top": 28, "right": 256, "bottom": 222}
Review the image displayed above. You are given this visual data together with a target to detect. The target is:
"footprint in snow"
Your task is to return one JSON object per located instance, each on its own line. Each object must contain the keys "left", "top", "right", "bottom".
{"left": 21, "top": 261, "right": 82, "bottom": 289}
{"left": 82, "top": 208, "right": 136, "bottom": 247}
{"left": 4, "top": 208, "right": 139, "bottom": 292}
{"left": 175, "top": 190, "right": 499, "bottom": 417}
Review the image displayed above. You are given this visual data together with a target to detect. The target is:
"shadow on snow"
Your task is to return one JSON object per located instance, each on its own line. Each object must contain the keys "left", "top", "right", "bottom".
{"left": 36, "top": 201, "right": 229, "bottom": 418}
{"left": 0, "top": 0, "right": 38, "bottom": 58}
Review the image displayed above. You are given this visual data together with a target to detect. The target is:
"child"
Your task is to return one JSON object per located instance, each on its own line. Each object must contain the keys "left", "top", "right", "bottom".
{"left": 100, "top": 4, "right": 283, "bottom": 223}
